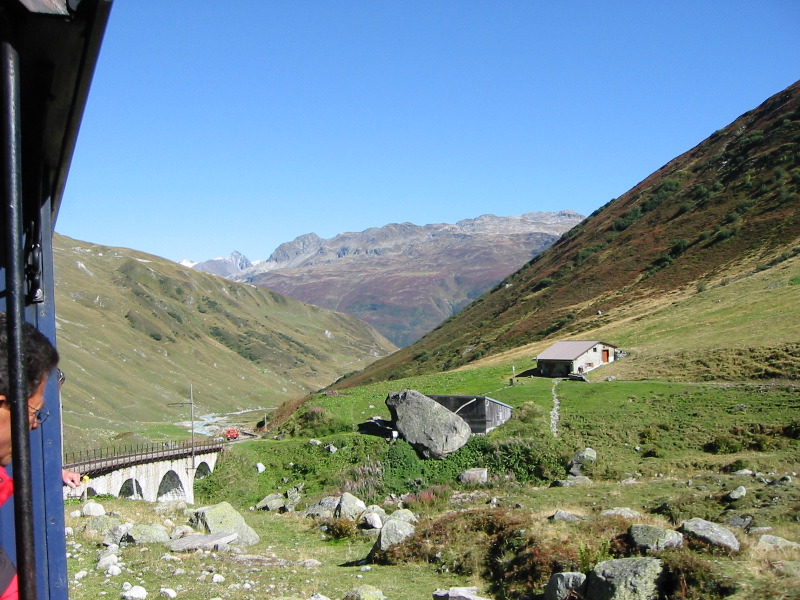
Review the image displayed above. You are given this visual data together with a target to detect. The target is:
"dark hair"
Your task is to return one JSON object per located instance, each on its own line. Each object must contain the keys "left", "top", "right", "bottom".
{"left": 0, "top": 313, "right": 59, "bottom": 399}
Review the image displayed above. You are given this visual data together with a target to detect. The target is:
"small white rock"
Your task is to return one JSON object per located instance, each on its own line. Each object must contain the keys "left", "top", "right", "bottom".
{"left": 211, "top": 574, "right": 225, "bottom": 583}
{"left": 159, "top": 589, "right": 177, "bottom": 599}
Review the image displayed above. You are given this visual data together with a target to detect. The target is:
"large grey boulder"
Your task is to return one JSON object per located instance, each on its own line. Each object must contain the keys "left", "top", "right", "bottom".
{"left": 120, "top": 523, "right": 170, "bottom": 545}
{"left": 189, "top": 501, "right": 259, "bottom": 546}
{"left": 301, "top": 495, "right": 340, "bottom": 519}
{"left": 679, "top": 518, "right": 739, "bottom": 552}
{"left": 544, "top": 572, "right": 587, "bottom": 600}
{"left": 568, "top": 448, "right": 597, "bottom": 476}
{"left": 386, "top": 390, "right": 471, "bottom": 459}
{"left": 255, "top": 493, "right": 286, "bottom": 512}
{"left": 629, "top": 525, "right": 683, "bottom": 552}
{"left": 368, "top": 514, "right": 416, "bottom": 560}
{"left": 586, "top": 557, "right": 663, "bottom": 600}
{"left": 85, "top": 514, "right": 123, "bottom": 535}
{"left": 335, "top": 492, "right": 367, "bottom": 521}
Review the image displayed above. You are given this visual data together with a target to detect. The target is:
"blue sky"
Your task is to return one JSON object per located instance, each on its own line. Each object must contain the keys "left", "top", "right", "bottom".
{"left": 57, "top": 1, "right": 800, "bottom": 263}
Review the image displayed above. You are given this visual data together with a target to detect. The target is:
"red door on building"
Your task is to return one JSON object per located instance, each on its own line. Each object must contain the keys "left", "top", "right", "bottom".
{"left": 602, "top": 349, "right": 610, "bottom": 362}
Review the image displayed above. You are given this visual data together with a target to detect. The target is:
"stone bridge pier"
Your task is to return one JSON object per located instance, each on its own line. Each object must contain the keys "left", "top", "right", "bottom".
{"left": 65, "top": 452, "right": 218, "bottom": 505}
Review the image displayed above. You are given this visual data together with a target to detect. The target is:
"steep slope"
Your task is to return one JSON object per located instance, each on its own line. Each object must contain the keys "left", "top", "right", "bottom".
{"left": 197, "top": 212, "right": 583, "bottom": 347}
{"left": 340, "top": 80, "right": 800, "bottom": 385}
{"left": 53, "top": 235, "right": 395, "bottom": 448}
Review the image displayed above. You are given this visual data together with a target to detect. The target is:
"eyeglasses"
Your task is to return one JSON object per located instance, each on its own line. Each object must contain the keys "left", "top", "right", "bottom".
{"left": 29, "top": 405, "right": 49, "bottom": 425}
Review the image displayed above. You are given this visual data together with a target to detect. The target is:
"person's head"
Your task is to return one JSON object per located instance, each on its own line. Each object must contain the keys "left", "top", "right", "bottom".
{"left": 0, "top": 312, "right": 59, "bottom": 466}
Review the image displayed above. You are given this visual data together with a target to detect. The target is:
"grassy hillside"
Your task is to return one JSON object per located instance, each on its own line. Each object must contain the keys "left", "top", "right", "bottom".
{"left": 53, "top": 235, "right": 395, "bottom": 449}
{"left": 340, "top": 80, "right": 800, "bottom": 386}
{"left": 159, "top": 364, "right": 799, "bottom": 600}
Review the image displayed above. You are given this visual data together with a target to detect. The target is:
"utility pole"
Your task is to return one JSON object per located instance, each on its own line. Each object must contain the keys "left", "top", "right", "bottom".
{"left": 169, "top": 384, "right": 195, "bottom": 470}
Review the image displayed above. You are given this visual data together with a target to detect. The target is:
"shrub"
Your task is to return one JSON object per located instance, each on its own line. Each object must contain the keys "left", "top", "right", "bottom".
{"left": 484, "top": 438, "right": 568, "bottom": 483}
{"left": 322, "top": 517, "right": 358, "bottom": 540}
{"left": 704, "top": 435, "right": 742, "bottom": 454}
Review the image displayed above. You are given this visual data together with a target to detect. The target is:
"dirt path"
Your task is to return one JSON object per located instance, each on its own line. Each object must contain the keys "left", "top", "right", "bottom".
{"left": 550, "top": 379, "right": 560, "bottom": 437}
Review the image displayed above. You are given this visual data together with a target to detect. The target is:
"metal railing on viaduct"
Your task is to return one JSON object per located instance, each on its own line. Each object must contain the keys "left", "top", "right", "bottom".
{"left": 63, "top": 440, "right": 225, "bottom": 478}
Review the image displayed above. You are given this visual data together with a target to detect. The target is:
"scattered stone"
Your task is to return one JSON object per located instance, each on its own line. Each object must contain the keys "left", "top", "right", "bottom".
{"left": 629, "top": 524, "right": 683, "bottom": 552}
{"left": 725, "top": 486, "right": 747, "bottom": 501}
{"left": 600, "top": 507, "right": 641, "bottom": 520}
{"left": 159, "top": 590, "right": 177, "bottom": 599}
{"left": 386, "top": 508, "right": 417, "bottom": 524}
{"left": 756, "top": 534, "right": 800, "bottom": 551}
{"left": 726, "top": 514, "right": 753, "bottom": 530}
{"left": 544, "top": 572, "right": 586, "bottom": 600}
{"left": 368, "top": 515, "right": 416, "bottom": 560}
{"left": 211, "top": 573, "right": 225, "bottom": 583}
{"left": 309, "top": 594, "right": 332, "bottom": 600}
{"left": 167, "top": 532, "right": 238, "bottom": 552}
{"left": 433, "top": 586, "right": 490, "bottom": 599}
{"left": 386, "top": 389, "right": 472, "bottom": 459}
{"left": 568, "top": 448, "right": 597, "bottom": 476}
{"left": 121, "top": 524, "right": 170, "bottom": 545}
{"left": 551, "top": 475, "right": 592, "bottom": 487}
{"left": 255, "top": 493, "right": 285, "bottom": 512}
{"left": 189, "top": 502, "right": 259, "bottom": 546}
{"left": 362, "top": 512, "right": 383, "bottom": 530}
{"left": 586, "top": 557, "right": 663, "bottom": 600}
{"left": 336, "top": 492, "right": 367, "bottom": 520}
{"left": 749, "top": 526, "right": 773, "bottom": 535}
{"left": 733, "top": 469, "right": 754, "bottom": 476}
{"left": 255, "top": 463, "right": 266, "bottom": 473}
{"left": 82, "top": 501, "right": 106, "bottom": 517}
{"left": 325, "top": 443, "right": 338, "bottom": 453}
{"left": 85, "top": 515, "right": 123, "bottom": 535}
{"left": 121, "top": 585, "right": 148, "bottom": 600}
{"left": 96, "top": 552, "right": 119, "bottom": 571}
{"left": 768, "top": 475, "right": 792, "bottom": 486}
{"left": 299, "top": 558, "right": 322, "bottom": 568}
{"left": 679, "top": 518, "right": 740, "bottom": 552}
{"left": 107, "top": 564, "right": 122, "bottom": 577}
{"left": 170, "top": 525, "right": 195, "bottom": 540}
{"left": 103, "top": 523, "right": 134, "bottom": 546}
{"left": 343, "top": 585, "right": 386, "bottom": 600}
{"left": 455, "top": 468, "right": 487, "bottom": 485}
{"left": 309, "top": 439, "right": 322, "bottom": 446}
{"left": 74, "top": 570, "right": 88, "bottom": 581}
{"left": 69, "top": 509, "right": 81, "bottom": 518}
{"left": 301, "top": 495, "right": 340, "bottom": 520}
{"left": 549, "top": 510, "right": 583, "bottom": 522}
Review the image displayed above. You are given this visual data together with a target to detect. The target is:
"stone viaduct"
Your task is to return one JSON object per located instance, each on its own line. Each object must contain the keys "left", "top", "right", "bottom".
{"left": 63, "top": 441, "right": 224, "bottom": 505}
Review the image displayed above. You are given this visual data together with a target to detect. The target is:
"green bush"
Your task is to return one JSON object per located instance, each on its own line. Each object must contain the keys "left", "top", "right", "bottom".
{"left": 703, "top": 435, "right": 742, "bottom": 454}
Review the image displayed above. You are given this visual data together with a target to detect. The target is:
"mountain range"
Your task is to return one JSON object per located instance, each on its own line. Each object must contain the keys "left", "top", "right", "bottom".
{"left": 340, "top": 79, "right": 800, "bottom": 387}
{"left": 187, "top": 211, "right": 584, "bottom": 346}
